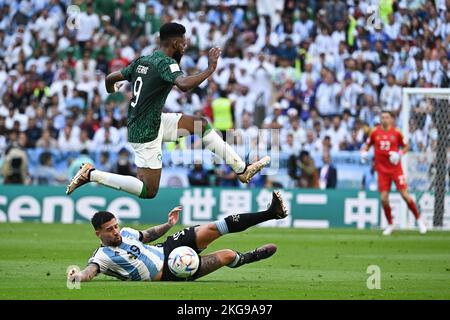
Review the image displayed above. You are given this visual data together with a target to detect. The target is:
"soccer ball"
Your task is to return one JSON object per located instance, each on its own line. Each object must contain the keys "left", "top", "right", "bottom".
{"left": 167, "top": 246, "right": 200, "bottom": 278}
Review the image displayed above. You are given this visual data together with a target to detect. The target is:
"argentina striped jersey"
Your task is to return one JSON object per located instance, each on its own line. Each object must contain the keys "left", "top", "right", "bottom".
{"left": 88, "top": 227, "right": 165, "bottom": 281}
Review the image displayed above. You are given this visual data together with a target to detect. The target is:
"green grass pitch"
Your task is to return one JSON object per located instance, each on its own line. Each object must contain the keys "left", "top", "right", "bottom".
{"left": 0, "top": 223, "right": 449, "bottom": 300}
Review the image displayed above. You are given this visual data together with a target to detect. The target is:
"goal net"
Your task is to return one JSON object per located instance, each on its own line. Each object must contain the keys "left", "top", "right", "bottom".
{"left": 401, "top": 88, "right": 450, "bottom": 229}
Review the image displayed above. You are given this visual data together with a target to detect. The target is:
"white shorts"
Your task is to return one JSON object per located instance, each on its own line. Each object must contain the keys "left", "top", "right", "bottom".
{"left": 130, "top": 113, "right": 183, "bottom": 169}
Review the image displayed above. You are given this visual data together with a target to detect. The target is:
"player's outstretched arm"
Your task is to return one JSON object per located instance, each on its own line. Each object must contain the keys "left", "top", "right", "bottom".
{"left": 105, "top": 71, "right": 126, "bottom": 93}
{"left": 67, "top": 264, "right": 99, "bottom": 283}
{"left": 360, "top": 129, "right": 374, "bottom": 163}
{"left": 140, "top": 206, "right": 181, "bottom": 243}
{"left": 174, "top": 47, "right": 221, "bottom": 92}
{"left": 360, "top": 144, "right": 370, "bottom": 163}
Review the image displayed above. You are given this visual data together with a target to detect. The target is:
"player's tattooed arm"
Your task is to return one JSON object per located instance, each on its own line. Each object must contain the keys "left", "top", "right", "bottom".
{"left": 68, "top": 264, "right": 99, "bottom": 283}
{"left": 141, "top": 206, "right": 182, "bottom": 243}
{"left": 105, "top": 71, "right": 126, "bottom": 93}
{"left": 141, "top": 223, "right": 172, "bottom": 243}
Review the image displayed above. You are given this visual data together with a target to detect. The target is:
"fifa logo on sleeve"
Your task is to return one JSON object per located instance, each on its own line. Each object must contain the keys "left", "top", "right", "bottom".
{"left": 366, "top": 265, "right": 381, "bottom": 290}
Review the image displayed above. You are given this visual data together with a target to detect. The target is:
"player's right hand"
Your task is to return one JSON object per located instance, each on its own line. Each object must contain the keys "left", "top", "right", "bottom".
{"left": 360, "top": 150, "right": 369, "bottom": 163}
{"left": 207, "top": 47, "right": 222, "bottom": 72}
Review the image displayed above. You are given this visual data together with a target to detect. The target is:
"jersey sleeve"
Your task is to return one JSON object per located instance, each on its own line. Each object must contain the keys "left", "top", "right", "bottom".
{"left": 157, "top": 57, "right": 183, "bottom": 84}
{"left": 120, "top": 227, "right": 143, "bottom": 242}
{"left": 87, "top": 248, "right": 109, "bottom": 274}
{"left": 396, "top": 129, "right": 406, "bottom": 148}
{"left": 366, "top": 129, "right": 375, "bottom": 147}
{"left": 120, "top": 57, "right": 141, "bottom": 82}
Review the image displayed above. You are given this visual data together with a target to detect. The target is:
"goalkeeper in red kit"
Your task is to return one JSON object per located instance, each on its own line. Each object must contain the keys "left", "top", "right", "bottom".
{"left": 360, "top": 110, "right": 427, "bottom": 235}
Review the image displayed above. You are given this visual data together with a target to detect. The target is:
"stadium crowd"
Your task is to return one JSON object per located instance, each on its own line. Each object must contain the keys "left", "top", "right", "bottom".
{"left": 0, "top": 0, "right": 449, "bottom": 188}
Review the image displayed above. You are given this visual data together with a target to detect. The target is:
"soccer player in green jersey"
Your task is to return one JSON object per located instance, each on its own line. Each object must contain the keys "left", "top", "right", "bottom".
{"left": 66, "top": 23, "right": 270, "bottom": 199}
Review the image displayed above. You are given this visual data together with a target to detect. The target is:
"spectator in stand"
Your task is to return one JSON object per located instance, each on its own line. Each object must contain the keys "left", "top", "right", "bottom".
{"left": 339, "top": 72, "right": 363, "bottom": 112}
{"left": 315, "top": 69, "right": 341, "bottom": 116}
{"left": 287, "top": 150, "right": 319, "bottom": 189}
{"left": 92, "top": 116, "right": 121, "bottom": 152}
{"left": 317, "top": 151, "right": 337, "bottom": 189}
{"left": 188, "top": 160, "right": 210, "bottom": 186}
{"left": 36, "top": 129, "right": 58, "bottom": 150}
{"left": 379, "top": 73, "right": 402, "bottom": 116}
{"left": 96, "top": 150, "right": 113, "bottom": 173}
{"left": 272, "top": 56, "right": 297, "bottom": 89}
{"left": 67, "top": 149, "right": 94, "bottom": 181}
{"left": 57, "top": 125, "right": 80, "bottom": 152}
{"left": 33, "top": 151, "right": 66, "bottom": 185}
{"left": 326, "top": 115, "right": 349, "bottom": 152}
{"left": 80, "top": 109, "right": 100, "bottom": 140}
{"left": 211, "top": 89, "right": 234, "bottom": 137}
{"left": 345, "top": 129, "right": 364, "bottom": 151}
{"left": 322, "top": 136, "right": 333, "bottom": 154}
{"left": 282, "top": 133, "right": 300, "bottom": 156}
{"left": 76, "top": 2, "right": 100, "bottom": 53}
{"left": 214, "top": 164, "right": 239, "bottom": 187}
{"left": 2, "top": 136, "right": 29, "bottom": 184}
{"left": 115, "top": 147, "right": 134, "bottom": 176}
{"left": 263, "top": 102, "right": 289, "bottom": 129}
{"left": 79, "top": 129, "right": 94, "bottom": 152}
{"left": 25, "top": 117, "right": 42, "bottom": 148}
{"left": 302, "top": 129, "right": 323, "bottom": 155}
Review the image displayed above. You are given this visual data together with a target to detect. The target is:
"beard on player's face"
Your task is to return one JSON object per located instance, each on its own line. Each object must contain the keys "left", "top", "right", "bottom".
{"left": 103, "top": 234, "right": 122, "bottom": 246}
{"left": 171, "top": 37, "right": 185, "bottom": 63}
{"left": 98, "top": 222, "right": 122, "bottom": 246}
{"left": 381, "top": 115, "right": 391, "bottom": 128}
{"left": 173, "top": 48, "right": 183, "bottom": 63}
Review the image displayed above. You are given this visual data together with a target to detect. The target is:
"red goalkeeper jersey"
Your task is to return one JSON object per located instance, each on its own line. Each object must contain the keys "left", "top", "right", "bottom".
{"left": 366, "top": 125, "right": 406, "bottom": 173}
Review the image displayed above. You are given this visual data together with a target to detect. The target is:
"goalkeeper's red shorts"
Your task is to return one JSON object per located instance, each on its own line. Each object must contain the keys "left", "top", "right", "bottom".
{"left": 377, "top": 168, "right": 407, "bottom": 192}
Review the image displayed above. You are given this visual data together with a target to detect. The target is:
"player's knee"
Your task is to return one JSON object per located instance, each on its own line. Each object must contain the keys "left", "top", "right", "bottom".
{"left": 220, "top": 249, "right": 237, "bottom": 265}
{"left": 146, "top": 189, "right": 158, "bottom": 199}
{"left": 401, "top": 192, "right": 410, "bottom": 202}
{"left": 143, "top": 186, "right": 159, "bottom": 199}
{"left": 207, "top": 222, "right": 220, "bottom": 234}
{"left": 197, "top": 116, "right": 210, "bottom": 131}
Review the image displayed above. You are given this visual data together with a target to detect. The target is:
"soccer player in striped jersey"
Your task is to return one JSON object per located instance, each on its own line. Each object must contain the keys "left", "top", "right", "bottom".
{"left": 67, "top": 191, "right": 287, "bottom": 282}
{"left": 360, "top": 110, "right": 427, "bottom": 235}
{"left": 66, "top": 22, "right": 270, "bottom": 199}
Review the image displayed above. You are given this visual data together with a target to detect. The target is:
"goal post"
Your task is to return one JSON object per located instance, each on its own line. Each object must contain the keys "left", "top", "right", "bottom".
{"left": 401, "top": 88, "right": 450, "bottom": 228}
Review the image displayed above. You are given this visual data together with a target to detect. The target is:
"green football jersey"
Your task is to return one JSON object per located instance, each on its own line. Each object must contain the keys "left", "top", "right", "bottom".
{"left": 120, "top": 50, "right": 183, "bottom": 143}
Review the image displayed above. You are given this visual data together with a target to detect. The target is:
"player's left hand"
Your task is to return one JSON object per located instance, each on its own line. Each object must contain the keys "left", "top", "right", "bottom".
{"left": 168, "top": 206, "right": 182, "bottom": 226}
{"left": 207, "top": 47, "right": 222, "bottom": 72}
{"left": 389, "top": 151, "right": 401, "bottom": 165}
{"left": 67, "top": 268, "right": 80, "bottom": 283}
